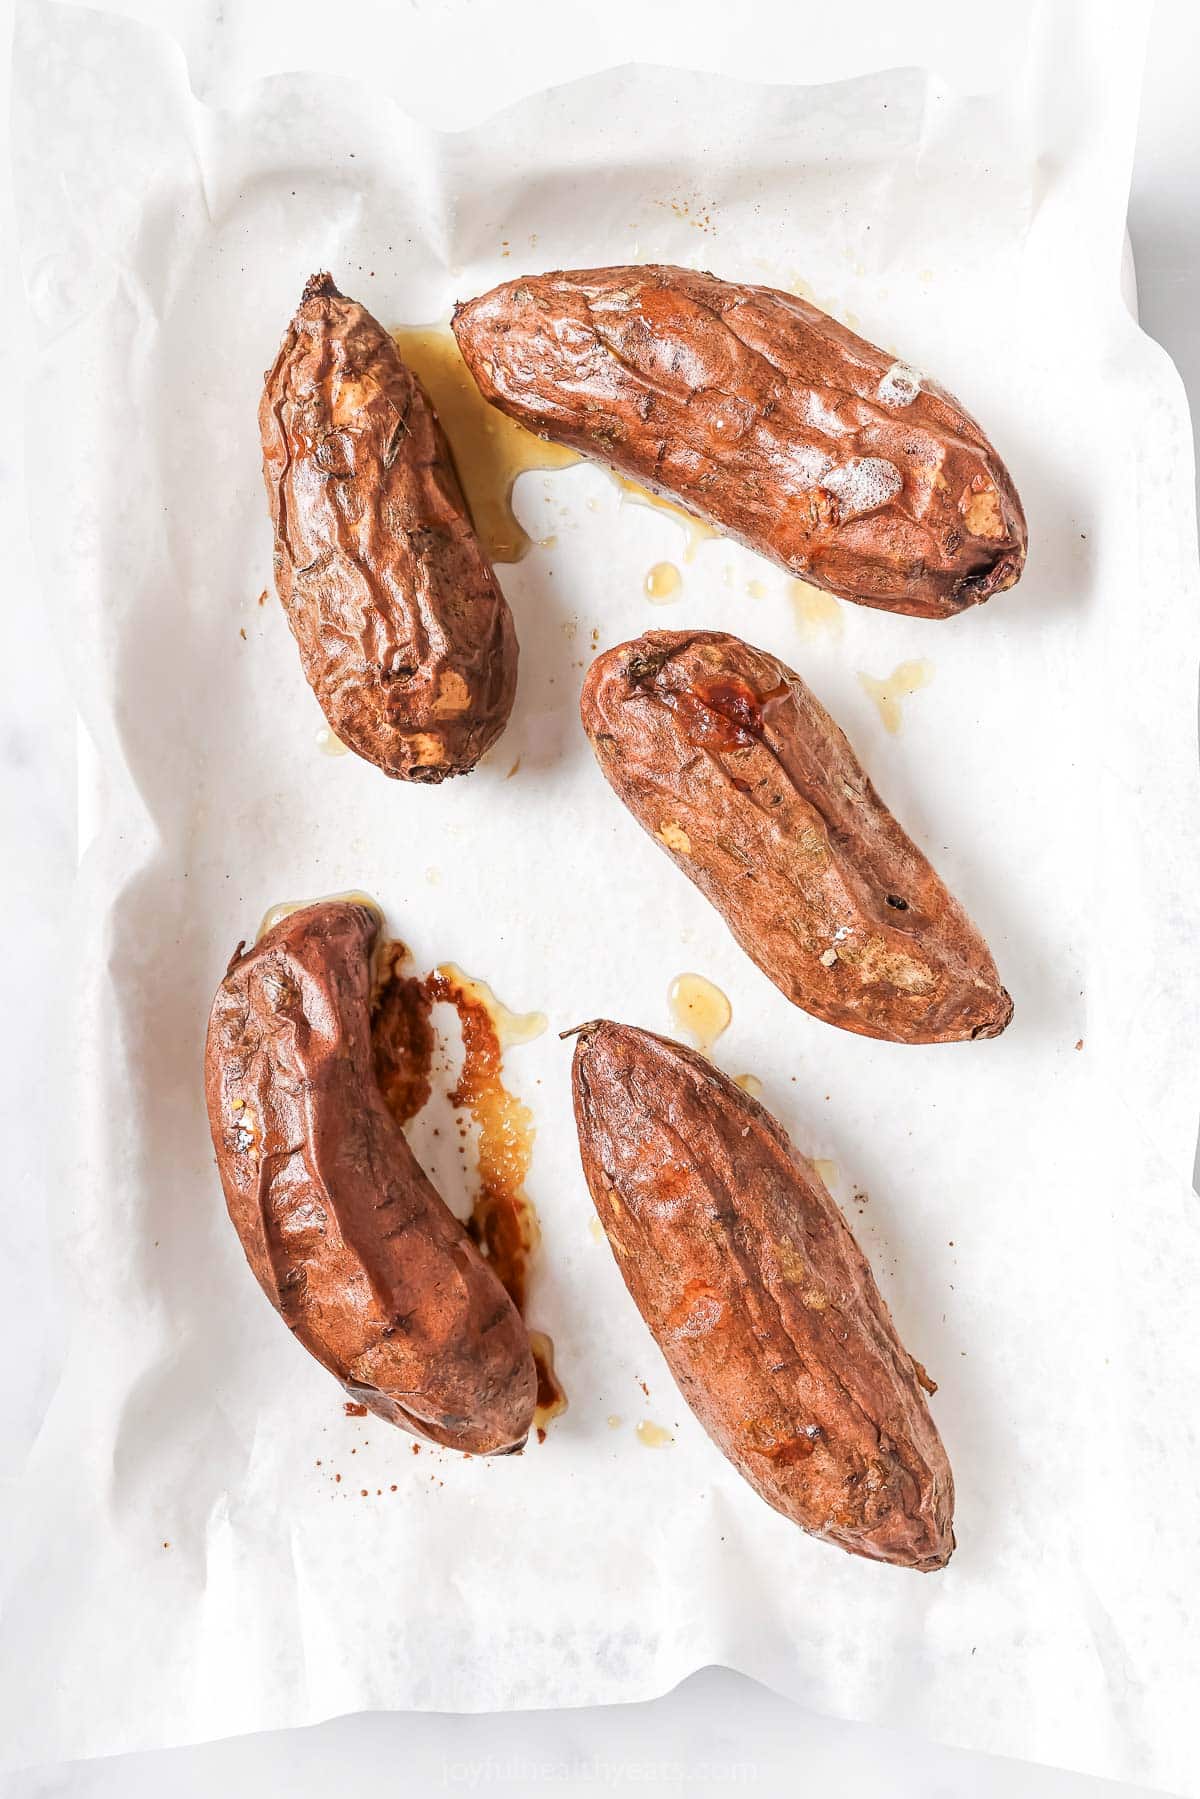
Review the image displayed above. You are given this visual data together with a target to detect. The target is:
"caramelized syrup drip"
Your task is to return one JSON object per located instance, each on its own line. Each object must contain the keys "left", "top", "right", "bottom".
{"left": 858, "top": 659, "right": 935, "bottom": 734}
{"left": 788, "top": 578, "right": 843, "bottom": 637}
{"left": 616, "top": 476, "right": 718, "bottom": 562}
{"left": 256, "top": 889, "right": 381, "bottom": 945}
{"left": 426, "top": 968, "right": 540, "bottom": 1315}
{"left": 530, "top": 1329, "right": 567, "bottom": 1444}
{"left": 644, "top": 560, "right": 682, "bottom": 603}
{"left": 668, "top": 973, "right": 732, "bottom": 1054}
{"left": 392, "top": 325, "right": 577, "bottom": 563}
{"left": 635, "top": 1420, "right": 673, "bottom": 1447}
{"left": 813, "top": 1157, "right": 840, "bottom": 1191}
{"left": 369, "top": 942, "right": 565, "bottom": 1439}
{"left": 371, "top": 942, "right": 435, "bottom": 1126}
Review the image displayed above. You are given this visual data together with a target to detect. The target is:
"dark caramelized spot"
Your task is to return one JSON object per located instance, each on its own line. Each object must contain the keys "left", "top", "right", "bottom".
{"left": 371, "top": 942, "right": 435, "bottom": 1126}
{"left": 675, "top": 677, "right": 764, "bottom": 750}
{"left": 885, "top": 894, "right": 909, "bottom": 911}
{"left": 650, "top": 669, "right": 791, "bottom": 754}
{"left": 753, "top": 1427, "right": 823, "bottom": 1465}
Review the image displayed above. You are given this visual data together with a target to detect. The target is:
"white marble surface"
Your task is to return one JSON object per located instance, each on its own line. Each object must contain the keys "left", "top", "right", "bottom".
{"left": 1, "top": 0, "right": 1196, "bottom": 1792}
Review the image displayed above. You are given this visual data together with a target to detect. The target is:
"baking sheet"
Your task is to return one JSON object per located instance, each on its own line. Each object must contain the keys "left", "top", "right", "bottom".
{"left": 9, "top": 1, "right": 1200, "bottom": 1788}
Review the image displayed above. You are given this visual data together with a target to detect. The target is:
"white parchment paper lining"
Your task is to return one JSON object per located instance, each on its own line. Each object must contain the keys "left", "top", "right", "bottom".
{"left": 8, "top": 2, "right": 1200, "bottom": 1788}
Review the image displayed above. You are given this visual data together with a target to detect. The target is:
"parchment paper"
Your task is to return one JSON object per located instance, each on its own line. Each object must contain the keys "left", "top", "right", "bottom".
{"left": 8, "top": 1, "right": 1200, "bottom": 1788}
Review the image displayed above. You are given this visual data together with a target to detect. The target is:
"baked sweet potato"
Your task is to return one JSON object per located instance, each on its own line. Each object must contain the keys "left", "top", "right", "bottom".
{"left": 571, "top": 1020, "right": 954, "bottom": 1568}
{"left": 581, "top": 630, "right": 1011, "bottom": 1044}
{"left": 453, "top": 265, "right": 1025, "bottom": 618}
{"left": 261, "top": 274, "right": 517, "bottom": 781}
{"left": 205, "top": 899, "right": 536, "bottom": 1452}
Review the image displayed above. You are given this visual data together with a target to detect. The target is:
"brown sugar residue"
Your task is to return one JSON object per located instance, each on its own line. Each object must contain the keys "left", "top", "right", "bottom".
{"left": 343, "top": 1401, "right": 368, "bottom": 1417}
{"left": 371, "top": 941, "right": 435, "bottom": 1126}
{"left": 654, "top": 194, "right": 717, "bottom": 236}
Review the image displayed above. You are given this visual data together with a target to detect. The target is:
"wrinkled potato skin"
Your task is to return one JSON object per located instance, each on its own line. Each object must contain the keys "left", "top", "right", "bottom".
{"left": 581, "top": 630, "right": 1011, "bottom": 1044}
{"left": 261, "top": 275, "right": 518, "bottom": 781}
{"left": 453, "top": 265, "right": 1025, "bottom": 617}
{"left": 572, "top": 1022, "right": 954, "bottom": 1569}
{"left": 204, "top": 900, "right": 536, "bottom": 1453}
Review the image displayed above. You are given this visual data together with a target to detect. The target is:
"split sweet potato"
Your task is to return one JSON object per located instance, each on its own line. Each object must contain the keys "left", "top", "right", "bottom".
{"left": 205, "top": 899, "right": 536, "bottom": 1452}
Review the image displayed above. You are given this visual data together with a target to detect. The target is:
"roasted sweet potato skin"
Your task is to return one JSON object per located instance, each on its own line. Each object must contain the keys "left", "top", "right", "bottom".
{"left": 453, "top": 265, "right": 1025, "bottom": 618}
{"left": 261, "top": 274, "right": 517, "bottom": 781}
{"left": 204, "top": 900, "right": 536, "bottom": 1453}
{"left": 581, "top": 630, "right": 1011, "bottom": 1044}
{"left": 571, "top": 1021, "right": 954, "bottom": 1568}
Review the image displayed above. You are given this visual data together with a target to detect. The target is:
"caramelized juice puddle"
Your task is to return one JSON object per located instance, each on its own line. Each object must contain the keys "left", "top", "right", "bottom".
{"left": 371, "top": 943, "right": 564, "bottom": 1443}
{"left": 393, "top": 325, "right": 577, "bottom": 563}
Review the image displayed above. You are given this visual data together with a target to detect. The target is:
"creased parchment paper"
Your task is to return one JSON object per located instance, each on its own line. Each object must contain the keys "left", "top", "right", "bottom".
{"left": 8, "top": 1, "right": 1200, "bottom": 1787}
